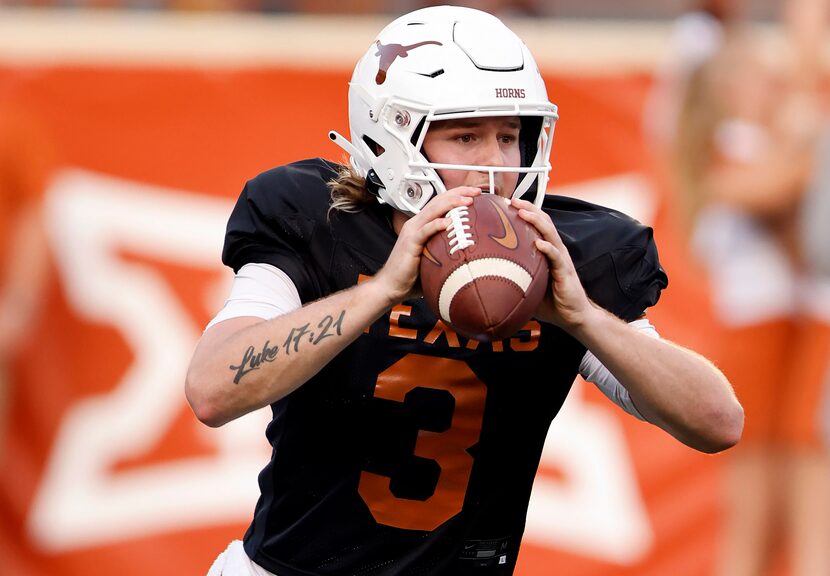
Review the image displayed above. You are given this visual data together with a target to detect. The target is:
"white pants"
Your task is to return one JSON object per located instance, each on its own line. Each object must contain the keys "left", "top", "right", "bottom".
{"left": 207, "top": 540, "right": 278, "bottom": 576}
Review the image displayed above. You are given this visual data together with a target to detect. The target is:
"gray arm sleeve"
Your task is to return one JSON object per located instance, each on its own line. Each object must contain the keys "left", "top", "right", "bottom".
{"left": 578, "top": 318, "right": 660, "bottom": 421}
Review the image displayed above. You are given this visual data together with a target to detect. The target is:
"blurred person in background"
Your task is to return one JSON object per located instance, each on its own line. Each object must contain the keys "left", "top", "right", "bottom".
{"left": 653, "top": 0, "right": 830, "bottom": 574}
{"left": 0, "top": 92, "right": 55, "bottom": 457}
{"left": 785, "top": 0, "right": 830, "bottom": 574}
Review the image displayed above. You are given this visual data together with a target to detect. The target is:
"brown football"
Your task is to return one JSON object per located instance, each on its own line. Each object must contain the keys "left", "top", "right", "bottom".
{"left": 419, "top": 194, "right": 550, "bottom": 342}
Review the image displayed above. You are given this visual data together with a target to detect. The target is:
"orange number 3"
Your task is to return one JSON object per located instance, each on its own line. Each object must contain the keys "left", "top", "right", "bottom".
{"left": 358, "top": 354, "right": 487, "bottom": 531}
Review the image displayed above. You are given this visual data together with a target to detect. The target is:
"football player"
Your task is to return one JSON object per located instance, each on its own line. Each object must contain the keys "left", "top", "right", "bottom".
{"left": 186, "top": 6, "right": 743, "bottom": 576}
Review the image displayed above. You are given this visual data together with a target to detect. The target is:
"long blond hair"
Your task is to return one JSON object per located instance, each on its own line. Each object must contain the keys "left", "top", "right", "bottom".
{"left": 327, "top": 161, "right": 375, "bottom": 215}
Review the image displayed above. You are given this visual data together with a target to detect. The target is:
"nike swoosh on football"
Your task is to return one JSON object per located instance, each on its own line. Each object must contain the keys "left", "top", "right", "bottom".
{"left": 488, "top": 198, "right": 519, "bottom": 249}
{"left": 422, "top": 246, "right": 441, "bottom": 266}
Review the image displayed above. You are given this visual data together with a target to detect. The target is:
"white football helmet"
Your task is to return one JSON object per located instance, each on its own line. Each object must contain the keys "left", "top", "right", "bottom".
{"left": 329, "top": 5, "right": 559, "bottom": 215}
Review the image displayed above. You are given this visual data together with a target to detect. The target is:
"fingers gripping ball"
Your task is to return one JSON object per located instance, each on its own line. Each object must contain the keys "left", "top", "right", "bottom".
{"left": 420, "top": 194, "right": 550, "bottom": 341}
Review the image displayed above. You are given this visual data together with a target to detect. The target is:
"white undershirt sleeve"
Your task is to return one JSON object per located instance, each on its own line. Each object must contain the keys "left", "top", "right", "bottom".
{"left": 578, "top": 318, "right": 660, "bottom": 422}
{"left": 206, "top": 262, "right": 302, "bottom": 330}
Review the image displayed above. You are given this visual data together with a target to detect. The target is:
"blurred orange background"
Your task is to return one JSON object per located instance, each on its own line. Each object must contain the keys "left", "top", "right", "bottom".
{"left": 0, "top": 8, "right": 823, "bottom": 576}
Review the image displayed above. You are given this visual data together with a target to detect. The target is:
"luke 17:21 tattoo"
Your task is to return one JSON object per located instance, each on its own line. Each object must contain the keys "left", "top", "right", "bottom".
{"left": 228, "top": 310, "right": 346, "bottom": 384}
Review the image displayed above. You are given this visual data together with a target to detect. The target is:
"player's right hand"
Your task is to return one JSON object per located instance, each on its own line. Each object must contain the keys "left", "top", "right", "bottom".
{"left": 373, "top": 186, "right": 481, "bottom": 306}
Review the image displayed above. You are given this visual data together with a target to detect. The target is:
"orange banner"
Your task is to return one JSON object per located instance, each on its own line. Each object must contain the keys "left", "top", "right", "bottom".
{"left": 0, "top": 63, "right": 728, "bottom": 576}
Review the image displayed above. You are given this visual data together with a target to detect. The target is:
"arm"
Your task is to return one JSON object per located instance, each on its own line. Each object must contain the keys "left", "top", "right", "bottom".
{"left": 703, "top": 141, "right": 814, "bottom": 217}
{"left": 515, "top": 197, "right": 743, "bottom": 454}
{"left": 579, "top": 318, "right": 658, "bottom": 421}
{"left": 571, "top": 305, "right": 742, "bottom": 453}
{"left": 186, "top": 278, "right": 396, "bottom": 427}
{"left": 185, "top": 187, "right": 479, "bottom": 427}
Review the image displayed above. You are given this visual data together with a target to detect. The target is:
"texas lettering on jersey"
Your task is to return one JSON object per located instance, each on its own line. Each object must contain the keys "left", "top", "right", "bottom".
{"left": 359, "top": 275, "right": 541, "bottom": 353}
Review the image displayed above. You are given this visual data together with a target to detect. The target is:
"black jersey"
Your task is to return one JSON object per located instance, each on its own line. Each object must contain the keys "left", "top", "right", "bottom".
{"left": 222, "top": 158, "right": 667, "bottom": 576}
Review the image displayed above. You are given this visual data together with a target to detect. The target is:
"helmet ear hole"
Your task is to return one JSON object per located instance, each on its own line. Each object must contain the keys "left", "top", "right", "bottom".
{"left": 409, "top": 117, "right": 427, "bottom": 147}
{"left": 362, "top": 135, "right": 385, "bottom": 157}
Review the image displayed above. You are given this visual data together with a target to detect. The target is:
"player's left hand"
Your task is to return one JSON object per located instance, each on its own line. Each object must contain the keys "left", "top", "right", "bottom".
{"left": 510, "top": 197, "right": 594, "bottom": 330}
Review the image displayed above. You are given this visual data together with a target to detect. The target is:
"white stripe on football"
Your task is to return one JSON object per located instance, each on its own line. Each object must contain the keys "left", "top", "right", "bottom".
{"left": 438, "top": 258, "right": 533, "bottom": 323}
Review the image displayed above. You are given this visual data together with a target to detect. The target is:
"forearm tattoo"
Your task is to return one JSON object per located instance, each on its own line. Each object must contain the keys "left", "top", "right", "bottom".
{"left": 229, "top": 310, "right": 346, "bottom": 384}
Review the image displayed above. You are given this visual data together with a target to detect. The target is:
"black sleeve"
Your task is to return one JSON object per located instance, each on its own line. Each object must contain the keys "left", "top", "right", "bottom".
{"left": 545, "top": 195, "right": 669, "bottom": 323}
{"left": 221, "top": 164, "right": 327, "bottom": 303}
{"left": 576, "top": 225, "right": 668, "bottom": 322}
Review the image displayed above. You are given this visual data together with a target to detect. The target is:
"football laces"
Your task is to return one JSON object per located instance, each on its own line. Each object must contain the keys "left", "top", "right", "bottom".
{"left": 446, "top": 205, "right": 474, "bottom": 255}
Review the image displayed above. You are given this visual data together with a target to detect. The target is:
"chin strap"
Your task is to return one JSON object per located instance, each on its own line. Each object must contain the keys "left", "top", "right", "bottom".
{"left": 365, "top": 170, "right": 385, "bottom": 199}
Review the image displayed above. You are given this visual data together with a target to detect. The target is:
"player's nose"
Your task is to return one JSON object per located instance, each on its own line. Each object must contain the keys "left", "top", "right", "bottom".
{"left": 470, "top": 136, "right": 504, "bottom": 195}
{"left": 476, "top": 135, "right": 506, "bottom": 167}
